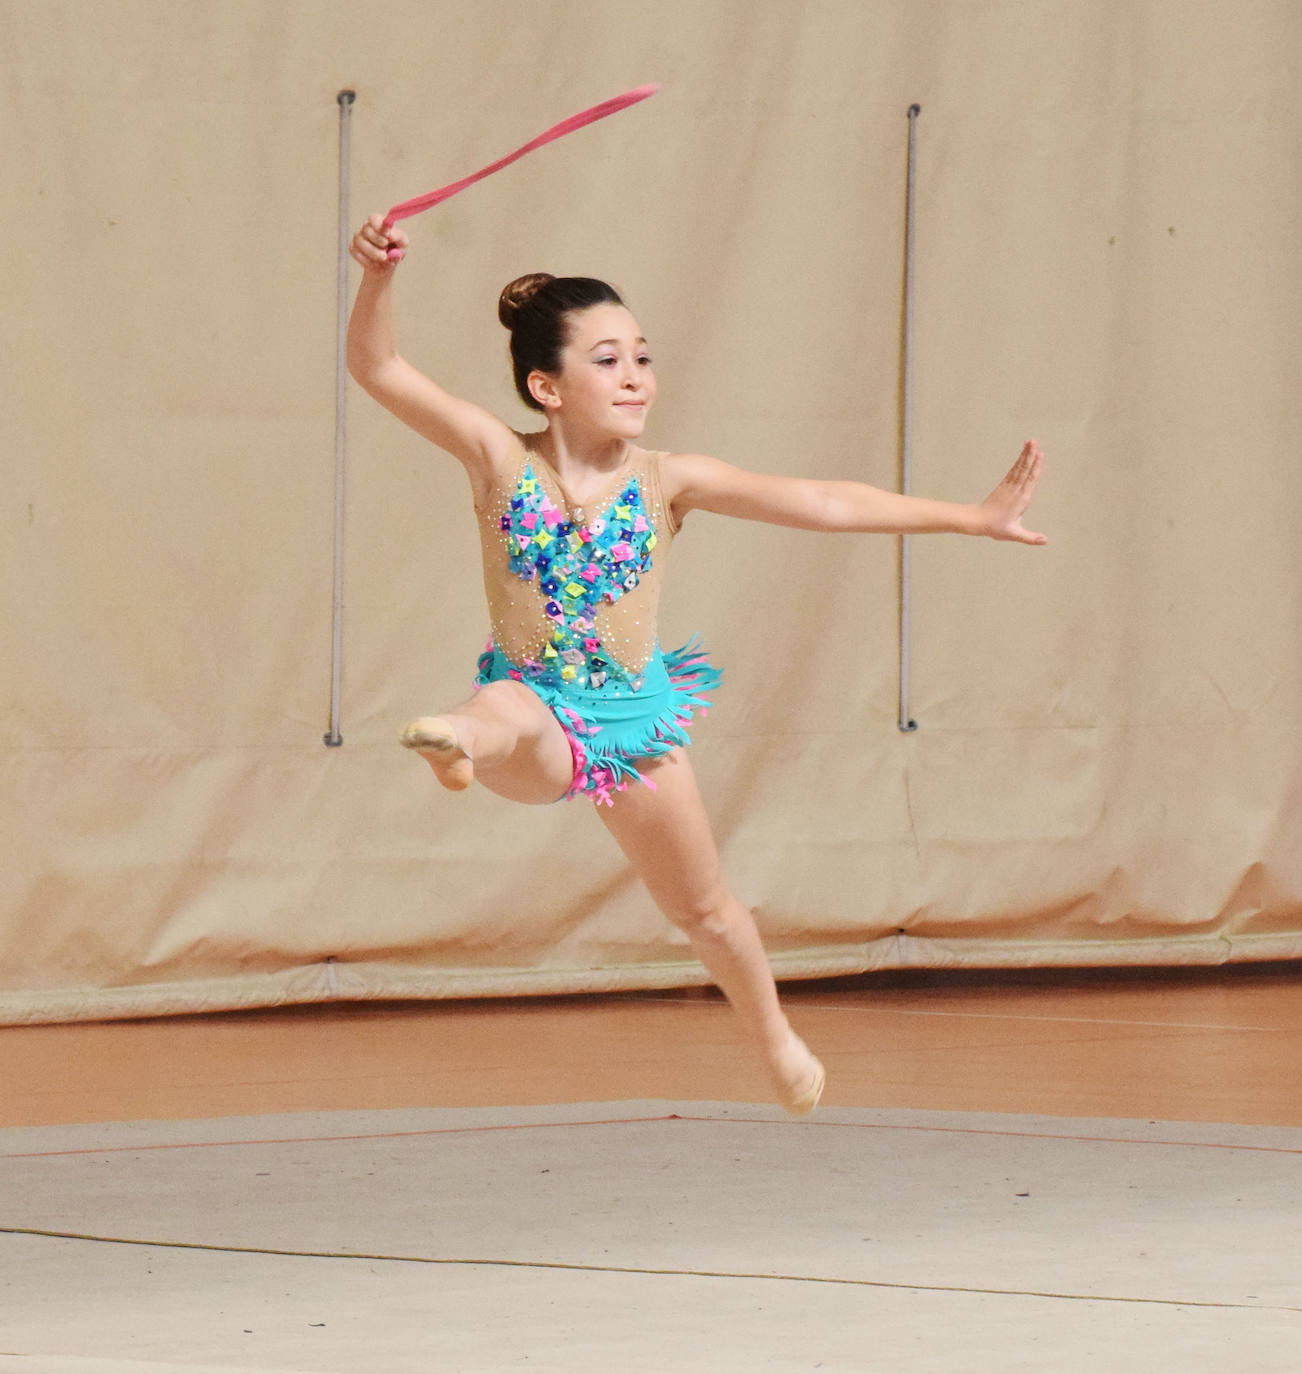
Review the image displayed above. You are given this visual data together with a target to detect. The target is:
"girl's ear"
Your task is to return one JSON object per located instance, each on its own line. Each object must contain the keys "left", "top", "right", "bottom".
{"left": 528, "top": 370, "right": 561, "bottom": 410}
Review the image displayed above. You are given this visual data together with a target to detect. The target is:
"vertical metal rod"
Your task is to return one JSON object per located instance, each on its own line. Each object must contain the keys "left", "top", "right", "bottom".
{"left": 898, "top": 103, "right": 921, "bottom": 734}
{"left": 325, "top": 90, "right": 355, "bottom": 747}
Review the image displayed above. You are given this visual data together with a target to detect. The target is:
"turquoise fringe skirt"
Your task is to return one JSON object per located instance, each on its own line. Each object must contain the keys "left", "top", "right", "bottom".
{"left": 474, "top": 636, "right": 722, "bottom": 805}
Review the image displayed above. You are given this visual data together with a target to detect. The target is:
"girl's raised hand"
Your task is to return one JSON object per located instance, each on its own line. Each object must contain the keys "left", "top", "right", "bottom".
{"left": 349, "top": 214, "right": 408, "bottom": 274}
{"left": 978, "top": 440, "right": 1047, "bottom": 545}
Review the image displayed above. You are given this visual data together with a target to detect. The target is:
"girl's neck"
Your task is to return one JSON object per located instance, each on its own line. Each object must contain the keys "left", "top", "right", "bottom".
{"left": 536, "top": 423, "right": 631, "bottom": 480}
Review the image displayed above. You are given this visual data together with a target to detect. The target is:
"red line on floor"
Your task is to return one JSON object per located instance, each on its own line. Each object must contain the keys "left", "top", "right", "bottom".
{"left": 672, "top": 1114, "right": 1302, "bottom": 1155}
{"left": 1, "top": 1115, "right": 679, "bottom": 1159}
{"left": 5, "top": 1112, "right": 1298, "bottom": 1160}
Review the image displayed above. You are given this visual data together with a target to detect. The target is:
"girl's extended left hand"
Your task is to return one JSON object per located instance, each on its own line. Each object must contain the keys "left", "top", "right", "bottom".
{"left": 978, "top": 440, "right": 1047, "bottom": 544}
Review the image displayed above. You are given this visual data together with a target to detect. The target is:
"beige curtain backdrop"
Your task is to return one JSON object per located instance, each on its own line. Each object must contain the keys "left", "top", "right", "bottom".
{"left": 3, "top": 1, "right": 1299, "bottom": 1023}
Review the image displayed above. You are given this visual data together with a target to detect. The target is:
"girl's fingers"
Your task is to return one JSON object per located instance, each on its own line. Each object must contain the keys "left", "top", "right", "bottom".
{"left": 354, "top": 223, "right": 408, "bottom": 265}
{"left": 350, "top": 239, "right": 387, "bottom": 268}
{"left": 362, "top": 215, "right": 406, "bottom": 244}
{"left": 354, "top": 216, "right": 408, "bottom": 254}
{"left": 350, "top": 218, "right": 410, "bottom": 271}
{"left": 983, "top": 442, "right": 1046, "bottom": 541}
{"left": 1009, "top": 441, "right": 1042, "bottom": 493}
{"left": 1010, "top": 444, "right": 1046, "bottom": 541}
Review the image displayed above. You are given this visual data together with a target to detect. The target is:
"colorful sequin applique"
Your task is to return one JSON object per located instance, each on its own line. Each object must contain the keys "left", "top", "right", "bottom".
{"left": 475, "top": 453, "right": 721, "bottom": 806}
{"left": 499, "top": 464, "right": 658, "bottom": 693}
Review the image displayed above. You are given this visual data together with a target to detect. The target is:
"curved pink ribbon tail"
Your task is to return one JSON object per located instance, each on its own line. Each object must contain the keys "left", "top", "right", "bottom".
{"left": 380, "top": 84, "right": 659, "bottom": 259}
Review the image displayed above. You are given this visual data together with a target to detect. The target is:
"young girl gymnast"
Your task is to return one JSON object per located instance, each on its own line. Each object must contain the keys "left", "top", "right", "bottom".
{"left": 347, "top": 214, "right": 1045, "bottom": 1116}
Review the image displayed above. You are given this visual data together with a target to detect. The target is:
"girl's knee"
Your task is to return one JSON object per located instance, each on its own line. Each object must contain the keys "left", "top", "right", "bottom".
{"left": 667, "top": 887, "right": 741, "bottom": 941}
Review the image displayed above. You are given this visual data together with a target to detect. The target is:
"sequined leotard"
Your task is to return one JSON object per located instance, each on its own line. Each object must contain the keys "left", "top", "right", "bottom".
{"left": 473, "top": 430, "right": 720, "bottom": 804}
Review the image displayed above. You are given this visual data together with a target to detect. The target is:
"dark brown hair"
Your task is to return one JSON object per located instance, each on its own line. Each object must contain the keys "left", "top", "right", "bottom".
{"left": 498, "top": 273, "right": 625, "bottom": 411}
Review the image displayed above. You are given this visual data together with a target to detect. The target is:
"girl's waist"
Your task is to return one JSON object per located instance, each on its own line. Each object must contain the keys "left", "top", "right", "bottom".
{"left": 477, "top": 641, "right": 667, "bottom": 701}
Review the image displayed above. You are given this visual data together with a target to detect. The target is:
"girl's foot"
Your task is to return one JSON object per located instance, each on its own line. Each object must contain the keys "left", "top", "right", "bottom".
{"left": 400, "top": 716, "right": 474, "bottom": 791}
{"left": 770, "top": 1029, "right": 826, "bottom": 1118}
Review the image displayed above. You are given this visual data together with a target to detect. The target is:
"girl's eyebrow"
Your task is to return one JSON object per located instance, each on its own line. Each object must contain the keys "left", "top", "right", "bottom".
{"left": 588, "top": 337, "right": 649, "bottom": 350}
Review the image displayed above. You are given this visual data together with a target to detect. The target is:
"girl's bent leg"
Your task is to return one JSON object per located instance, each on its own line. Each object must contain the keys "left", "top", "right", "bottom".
{"left": 596, "top": 749, "right": 824, "bottom": 1115}
{"left": 401, "top": 679, "right": 576, "bottom": 806}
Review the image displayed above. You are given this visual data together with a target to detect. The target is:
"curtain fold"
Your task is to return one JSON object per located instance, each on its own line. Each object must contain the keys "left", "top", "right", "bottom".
{"left": 4, "top": 0, "right": 1299, "bottom": 1023}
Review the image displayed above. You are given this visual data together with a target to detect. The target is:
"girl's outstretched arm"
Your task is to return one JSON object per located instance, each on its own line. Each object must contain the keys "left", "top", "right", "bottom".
{"left": 662, "top": 441, "right": 1047, "bottom": 544}
{"left": 347, "top": 215, "right": 513, "bottom": 486}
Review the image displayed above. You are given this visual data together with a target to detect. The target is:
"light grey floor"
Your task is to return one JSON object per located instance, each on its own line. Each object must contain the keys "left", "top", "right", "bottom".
{"left": 2, "top": 1103, "right": 1300, "bottom": 1372}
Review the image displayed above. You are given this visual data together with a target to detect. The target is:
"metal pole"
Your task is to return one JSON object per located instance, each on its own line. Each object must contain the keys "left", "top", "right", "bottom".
{"left": 325, "top": 89, "right": 355, "bottom": 747}
{"left": 898, "top": 103, "right": 921, "bottom": 734}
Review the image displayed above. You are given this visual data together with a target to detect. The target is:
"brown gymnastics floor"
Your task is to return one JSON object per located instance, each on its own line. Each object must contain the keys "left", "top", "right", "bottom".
{"left": 4, "top": 964, "right": 1302, "bottom": 1373}
{"left": 5, "top": 962, "right": 1302, "bottom": 1129}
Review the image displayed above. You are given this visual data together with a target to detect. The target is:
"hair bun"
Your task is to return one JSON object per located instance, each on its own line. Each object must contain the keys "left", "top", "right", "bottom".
{"left": 498, "top": 273, "right": 555, "bottom": 329}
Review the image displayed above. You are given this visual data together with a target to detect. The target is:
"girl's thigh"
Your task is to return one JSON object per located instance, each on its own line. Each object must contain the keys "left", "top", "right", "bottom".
{"left": 471, "top": 679, "right": 576, "bottom": 805}
{"left": 594, "top": 749, "right": 725, "bottom": 918}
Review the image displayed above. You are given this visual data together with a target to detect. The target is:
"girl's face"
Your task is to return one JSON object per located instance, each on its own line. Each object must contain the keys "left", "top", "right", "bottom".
{"left": 531, "top": 303, "right": 656, "bottom": 438}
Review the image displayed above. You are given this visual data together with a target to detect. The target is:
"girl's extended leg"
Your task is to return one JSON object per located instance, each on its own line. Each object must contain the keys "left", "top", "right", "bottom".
{"left": 596, "top": 748, "right": 824, "bottom": 1115}
{"left": 401, "top": 680, "right": 576, "bottom": 805}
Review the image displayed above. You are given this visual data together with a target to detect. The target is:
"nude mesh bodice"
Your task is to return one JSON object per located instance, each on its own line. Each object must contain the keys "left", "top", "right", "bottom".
{"left": 475, "top": 432, "right": 678, "bottom": 687}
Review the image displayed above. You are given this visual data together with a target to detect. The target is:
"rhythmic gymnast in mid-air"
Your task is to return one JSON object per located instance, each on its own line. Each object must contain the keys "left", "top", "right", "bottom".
{"left": 346, "top": 114, "right": 1045, "bottom": 1115}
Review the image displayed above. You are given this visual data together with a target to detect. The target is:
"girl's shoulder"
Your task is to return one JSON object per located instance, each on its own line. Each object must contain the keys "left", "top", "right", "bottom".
{"left": 467, "top": 427, "right": 534, "bottom": 512}
{"left": 654, "top": 449, "right": 720, "bottom": 500}
{"left": 491, "top": 427, "right": 543, "bottom": 479}
{"left": 644, "top": 449, "right": 721, "bottom": 534}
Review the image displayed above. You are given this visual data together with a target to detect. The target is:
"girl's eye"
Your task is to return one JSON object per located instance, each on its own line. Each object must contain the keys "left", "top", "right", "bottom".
{"left": 595, "top": 356, "right": 617, "bottom": 367}
{"left": 638, "top": 354, "right": 653, "bottom": 366}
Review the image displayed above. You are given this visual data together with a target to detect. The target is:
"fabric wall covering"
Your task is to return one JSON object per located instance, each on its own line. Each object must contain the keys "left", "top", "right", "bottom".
{"left": 3, "top": 0, "right": 1299, "bottom": 1022}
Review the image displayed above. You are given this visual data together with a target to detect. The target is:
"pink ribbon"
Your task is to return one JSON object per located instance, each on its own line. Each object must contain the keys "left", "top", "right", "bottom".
{"left": 381, "top": 84, "right": 659, "bottom": 259}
